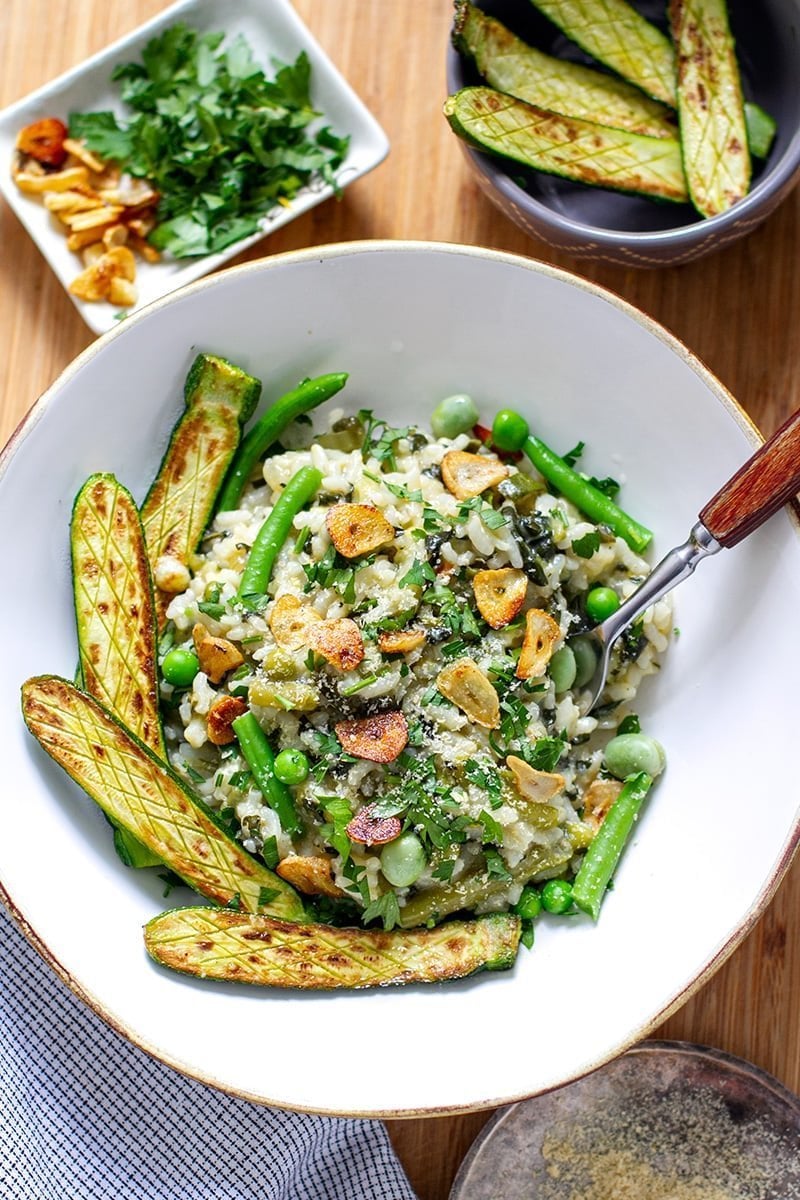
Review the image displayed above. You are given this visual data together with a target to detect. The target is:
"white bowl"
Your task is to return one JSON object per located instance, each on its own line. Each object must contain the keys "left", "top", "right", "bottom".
{"left": 0, "top": 0, "right": 389, "bottom": 334}
{"left": 3, "top": 242, "right": 799, "bottom": 1117}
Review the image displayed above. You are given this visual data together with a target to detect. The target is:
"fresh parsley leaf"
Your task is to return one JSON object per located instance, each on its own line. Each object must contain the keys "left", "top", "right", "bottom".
{"left": 478, "top": 810, "right": 504, "bottom": 845}
{"left": 561, "top": 441, "right": 585, "bottom": 468}
{"left": 432, "top": 859, "right": 456, "bottom": 882}
{"left": 587, "top": 474, "right": 620, "bottom": 499}
{"left": 262, "top": 835, "right": 279, "bottom": 869}
{"left": 224, "top": 892, "right": 242, "bottom": 911}
{"left": 484, "top": 848, "right": 512, "bottom": 882}
{"left": 320, "top": 796, "right": 353, "bottom": 860}
{"left": 362, "top": 891, "right": 401, "bottom": 931}
{"left": 571, "top": 531, "right": 601, "bottom": 559}
{"left": 525, "top": 736, "right": 567, "bottom": 773}
{"left": 618, "top": 713, "right": 641, "bottom": 735}
{"left": 257, "top": 886, "right": 281, "bottom": 908}
{"left": 399, "top": 559, "right": 436, "bottom": 589}
{"left": 464, "top": 758, "right": 504, "bottom": 809}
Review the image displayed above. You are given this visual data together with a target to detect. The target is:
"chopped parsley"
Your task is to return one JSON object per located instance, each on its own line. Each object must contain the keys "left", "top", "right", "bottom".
{"left": 478, "top": 810, "right": 504, "bottom": 845}
{"left": 257, "top": 886, "right": 281, "bottom": 908}
{"left": 399, "top": 559, "right": 436, "bottom": 589}
{"left": 359, "top": 411, "right": 420, "bottom": 471}
{"left": 464, "top": 758, "right": 504, "bottom": 809}
{"left": 484, "top": 848, "right": 512, "bottom": 882}
{"left": 571, "top": 531, "right": 601, "bottom": 558}
{"left": 362, "top": 891, "right": 401, "bottom": 931}
{"left": 70, "top": 28, "right": 350, "bottom": 259}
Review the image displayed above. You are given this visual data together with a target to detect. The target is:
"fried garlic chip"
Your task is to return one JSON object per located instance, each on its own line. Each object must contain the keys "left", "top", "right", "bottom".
{"left": 441, "top": 450, "right": 508, "bottom": 500}
{"left": 307, "top": 618, "right": 365, "bottom": 671}
{"left": 335, "top": 711, "right": 409, "bottom": 763}
{"left": 472, "top": 568, "right": 528, "bottom": 629}
{"left": 268, "top": 594, "right": 322, "bottom": 650}
{"left": 276, "top": 855, "right": 344, "bottom": 898}
{"left": 506, "top": 755, "right": 565, "bottom": 804}
{"left": 516, "top": 609, "right": 561, "bottom": 680}
{"left": 326, "top": 503, "right": 395, "bottom": 558}
{"left": 437, "top": 659, "right": 500, "bottom": 728}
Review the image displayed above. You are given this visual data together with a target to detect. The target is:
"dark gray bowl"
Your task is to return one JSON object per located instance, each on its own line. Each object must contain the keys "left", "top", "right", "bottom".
{"left": 446, "top": 0, "right": 800, "bottom": 266}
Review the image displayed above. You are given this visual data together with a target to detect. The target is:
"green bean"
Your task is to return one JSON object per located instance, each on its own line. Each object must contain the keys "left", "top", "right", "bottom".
{"left": 237, "top": 465, "right": 322, "bottom": 606}
{"left": 573, "top": 772, "right": 653, "bottom": 921}
{"left": 217, "top": 372, "right": 347, "bottom": 513}
{"left": 232, "top": 712, "right": 302, "bottom": 836}
{"left": 490, "top": 410, "right": 652, "bottom": 552}
{"left": 604, "top": 733, "right": 666, "bottom": 780}
{"left": 523, "top": 435, "right": 652, "bottom": 553}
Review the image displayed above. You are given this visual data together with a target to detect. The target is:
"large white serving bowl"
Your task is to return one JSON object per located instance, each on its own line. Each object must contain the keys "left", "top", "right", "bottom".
{"left": 2, "top": 242, "right": 799, "bottom": 1117}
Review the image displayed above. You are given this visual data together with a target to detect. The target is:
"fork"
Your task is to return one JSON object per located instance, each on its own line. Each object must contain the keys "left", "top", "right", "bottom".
{"left": 581, "top": 404, "right": 800, "bottom": 713}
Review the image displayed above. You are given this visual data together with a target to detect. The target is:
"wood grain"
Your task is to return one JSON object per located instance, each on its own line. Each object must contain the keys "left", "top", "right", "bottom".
{"left": 2, "top": 4, "right": 800, "bottom": 1198}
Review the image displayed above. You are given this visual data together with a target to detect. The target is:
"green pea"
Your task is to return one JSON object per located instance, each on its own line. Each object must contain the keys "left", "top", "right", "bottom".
{"left": 541, "top": 878, "right": 574, "bottom": 914}
{"left": 514, "top": 885, "right": 542, "bottom": 920}
{"left": 161, "top": 647, "right": 200, "bottom": 687}
{"left": 549, "top": 645, "right": 577, "bottom": 694}
{"left": 491, "top": 408, "right": 530, "bottom": 452}
{"left": 585, "top": 586, "right": 621, "bottom": 624}
{"left": 430, "top": 393, "right": 480, "bottom": 439}
{"left": 273, "top": 747, "right": 310, "bottom": 786}
{"left": 571, "top": 634, "right": 598, "bottom": 688}
{"left": 604, "top": 733, "right": 666, "bottom": 780}
{"left": 380, "top": 833, "right": 427, "bottom": 888}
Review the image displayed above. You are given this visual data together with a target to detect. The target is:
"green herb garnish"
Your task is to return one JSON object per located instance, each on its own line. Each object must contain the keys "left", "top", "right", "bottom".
{"left": 69, "top": 26, "right": 350, "bottom": 258}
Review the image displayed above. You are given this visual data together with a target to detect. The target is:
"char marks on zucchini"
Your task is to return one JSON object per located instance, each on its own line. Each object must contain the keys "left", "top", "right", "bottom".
{"left": 144, "top": 907, "right": 521, "bottom": 988}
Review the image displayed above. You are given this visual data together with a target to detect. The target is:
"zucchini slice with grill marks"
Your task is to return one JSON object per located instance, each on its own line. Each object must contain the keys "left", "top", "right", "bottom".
{"left": 140, "top": 353, "right": 261, "bottom": 630}
{"left": 670, "top": 0, "right": 751, "bottom": 217}
{"left": 21, "top": 675, "right": 307, "bottom": 922}
{"left": 144, "top": 908, "right": 521, "bottom": 989}
{"left": 71, "top": 473, "right": 163, "bottom": 869}
{"left": 454, "top": 1, "right": 676, "bottom": 139}
{"left": 530, "top": 0, "right": 677, "bottom": 107}
{"left": 444, "top": 87, "right": 688, "bottom": 203}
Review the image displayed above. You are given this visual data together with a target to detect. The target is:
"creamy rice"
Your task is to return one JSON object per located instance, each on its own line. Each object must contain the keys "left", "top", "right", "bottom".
{"left": 160, "top": 408, "right": 672, "bottom": 928}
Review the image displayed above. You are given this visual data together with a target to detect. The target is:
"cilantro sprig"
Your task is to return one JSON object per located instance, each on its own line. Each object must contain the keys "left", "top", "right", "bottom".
{"left": 69, "top": 25, "right": 350, "bottom": 258}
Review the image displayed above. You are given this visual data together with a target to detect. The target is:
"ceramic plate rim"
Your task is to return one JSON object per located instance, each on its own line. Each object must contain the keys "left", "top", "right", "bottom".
{"left": 2, "top": 241, "right": 800, "bottom": 1118}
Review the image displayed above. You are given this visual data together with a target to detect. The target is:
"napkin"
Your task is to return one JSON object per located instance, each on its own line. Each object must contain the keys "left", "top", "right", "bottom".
{"left": 0, "top": 904, "right": 418, "bottom": 1200}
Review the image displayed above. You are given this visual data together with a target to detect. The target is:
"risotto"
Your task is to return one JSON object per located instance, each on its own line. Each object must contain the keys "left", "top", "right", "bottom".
{"left": 158, "top": 403, "right": 672, "bottom": 931}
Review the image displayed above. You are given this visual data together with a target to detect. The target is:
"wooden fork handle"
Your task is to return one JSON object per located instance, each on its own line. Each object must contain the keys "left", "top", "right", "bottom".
{"left": 699, "top": 406, "right": 800, "bottom": 548}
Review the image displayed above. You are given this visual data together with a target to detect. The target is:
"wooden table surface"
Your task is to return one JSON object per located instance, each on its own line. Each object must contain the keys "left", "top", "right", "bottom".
{"left": 2, "top": 2, "right": 799, "bottom": 1196}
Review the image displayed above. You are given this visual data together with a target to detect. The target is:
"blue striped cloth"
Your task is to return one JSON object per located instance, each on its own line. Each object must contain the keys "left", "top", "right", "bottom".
{"left": 0, "top": 904, "right": 417, "bottom": 1200}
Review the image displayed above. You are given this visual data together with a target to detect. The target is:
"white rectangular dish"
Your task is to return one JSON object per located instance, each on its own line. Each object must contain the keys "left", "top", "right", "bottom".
{"left": 0, "top": 0, "right": 389, "bottom": 335}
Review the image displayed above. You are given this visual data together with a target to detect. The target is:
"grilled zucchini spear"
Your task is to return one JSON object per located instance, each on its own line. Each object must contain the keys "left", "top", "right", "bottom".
{"left": 21, "top": 675, "right": 306, "bottom": 922}
{"left": 144, "top": 908, "right": 521, "bottom": 989}
{"left": 530, "top": 0, "right": 677, "bottom": 107}
{"left": 140, "top": 353, "right": 261, "bottom": 629}
{"left": 453, "top": 1, "right": 676, "bottom": 139}
{"left": 444, "top": 87, "right": 688, "bottom": 203}
{"left": 670, "top": 0, "right": 751, "bottom": 216}
{"left": 72, "top": 473, "right": 163, "bottom": 868}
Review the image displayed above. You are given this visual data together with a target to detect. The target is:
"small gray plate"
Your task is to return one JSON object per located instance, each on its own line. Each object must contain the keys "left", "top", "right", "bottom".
{"left": 450, "top": 1041, "right": 800, "bottom": 1199}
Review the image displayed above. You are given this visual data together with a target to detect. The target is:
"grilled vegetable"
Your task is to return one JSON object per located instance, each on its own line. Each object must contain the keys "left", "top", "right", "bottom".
{"left": 140, "top": 353, "right": 261, "bottom": 628}
{"left": 453, "top": 1, "right": 676, "bottom": 139}
{"left": 144, "top": 908, "right": 521, "bottom": 988}
{"left": 21, "top": 675, "right": 306, "bottom": 922}
{"left": 670, "top": 0, "right": 751, "bottom": 217}
{"left": 744, "top": 102, "right": 777, "bottom": 159}
{"left": 444, "top": 89, "right": 688, "bottom": 204}
{"left": 530, "top": 0, "right": 677, "bottom": 107}
{"left": 72, "top": 474, "right": 164, "bottom": 869}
